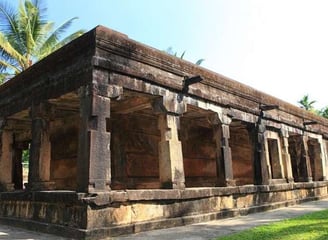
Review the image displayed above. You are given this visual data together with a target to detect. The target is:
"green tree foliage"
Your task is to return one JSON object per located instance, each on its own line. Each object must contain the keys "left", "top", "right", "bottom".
{"left": 165, "top": 47, "right": 205, "bottom": 66}
{"left": 0, "top": 0, "right": 85, "bottom": 82}
{"left": 319, "top": 107, "right": 328, "bottom": 118}
{"left": 298, "top": 95, "right": 328, "bottom": 119}
{"left": 298, "top": 94, "right": 316, "bottom": 111}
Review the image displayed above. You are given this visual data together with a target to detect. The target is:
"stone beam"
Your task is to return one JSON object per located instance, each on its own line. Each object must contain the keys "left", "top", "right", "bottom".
{"left": 112, "top": 97, "right": 152, "bottom": 114}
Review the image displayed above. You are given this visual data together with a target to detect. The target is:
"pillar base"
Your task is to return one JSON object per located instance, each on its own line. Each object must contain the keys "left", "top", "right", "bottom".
{"left": 0, "top": 183, "right": 14, "bottom": 192}
{"left": 225, "top": 179, "right": 236, "bottom": 187}
{"left": 216, "top": 179, "right": 236, "bottom": 187}
{"left": 306, "top": 177, "right": 313, "bottom": 182}
{"left": 161, "top": 181, "right": 185, "bottom": 190}
{"left": 25, "top": 181, "right": 56, "bottom": 191}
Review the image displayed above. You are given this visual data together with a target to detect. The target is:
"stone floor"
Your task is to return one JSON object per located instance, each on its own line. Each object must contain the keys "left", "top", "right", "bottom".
{"left": 1, "top": 199, "right": 328, "bottom": 240}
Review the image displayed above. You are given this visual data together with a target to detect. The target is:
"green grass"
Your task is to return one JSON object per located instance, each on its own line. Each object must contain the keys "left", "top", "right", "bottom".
{"left": 216, "top": 209, "right": 328, "bottom": 240}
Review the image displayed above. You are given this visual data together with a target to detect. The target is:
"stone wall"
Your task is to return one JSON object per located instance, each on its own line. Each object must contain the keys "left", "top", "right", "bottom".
{"left": 0, "top": 182, "right": 327, "bottom": 238}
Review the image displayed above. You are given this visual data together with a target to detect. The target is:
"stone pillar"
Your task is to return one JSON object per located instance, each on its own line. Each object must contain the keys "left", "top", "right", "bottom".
{"left": 0, "top": 130, "right": 14, "bottom": 191}
{"left": 280, "top": 130, "right": 294, "bottom": 183}
{"left": 27, "top": 103, "right": 55, "bottom": 190}
{"left": 256, "top": 123, "right": 270, "bottom": 185}
{"left": 158, "top": 114, "right": 185, "bottom": 189}
{"left": 212, "top": 115, "right": 235, "bottom": 187}
{"left": 301, "top": 136, "right": 313, "bottom": 182}
{"left": 77, "top": 87, "right": 112, "bottom": 193}
{"left": 301, "top": 135, "right": 312, "bottom": 182}
{"left": 319, "top": 138, "right": 327, "bottom": 181}
{"left": 154, "top": 95, "right": 186, "bottom": 189}
{"left": 12, "top": 143, "right": 24, "bottom": 190}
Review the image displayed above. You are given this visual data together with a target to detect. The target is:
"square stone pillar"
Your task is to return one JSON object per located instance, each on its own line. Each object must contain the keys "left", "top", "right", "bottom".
{"left": 27, "top": 103, "right": 55, "bottom": 191}
{"left": 0, "top": 130, "right": 14, "bottom": 191}
{"left": 153, "top": 94, "right": 186, "bottom": 189}
{"left": 77, "top": 87, "right": 111, "bottom": 193}
{"left": 158, "top": 114, "right": 185, "bottom": 189}
{"left": 256, "top": 124, "right": 270, "bottom": 185}
{"left": 213, "top": 120, "right": 235, "bottom": 187}
{"left": 301, "top": 136, "right": 313, "bottom": 182}
{"left": 12, "top": 143, "right": 25, "bottom": 190}
{"left": 280, "top": 130, "right": 294, "bottom": 183}
{"left": 318, "top": 138, "right": 327, "bottom": 181}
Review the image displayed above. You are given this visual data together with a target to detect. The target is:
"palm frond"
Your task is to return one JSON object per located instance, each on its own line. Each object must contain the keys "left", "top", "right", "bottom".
{"left": 195, "top": 58, "right": 205, "bottom": 65}
{"left": 0, "top": 59, "right": 21, "bottom": 73}
{"left": 54, "top": 30, "right": 84, "bottom": 48}
{"left": 38, "top": 29, "right": 84, "bottom": 60}
{"left": 0, "top": 0, "right": 83, "bottom": 75}
{"left": 0, "top": 32, "right": 26, "bottom": 68}
{"left": 180, "top": 51, "right": 186, "bottom": 59}
{"left": 28, "top": 0, "right": 48, "bottom": 50}
{"left": 20, "top": 0, "right": 38, "bottom": 58}
{"left": 38, "top": 17, "right": 79, "bottom": 58}
{"left": 0, "top": 1, "right": 26, "bottom": 55}
{"left": 0, "top": 48, "right": 20, "bottom": 72}
{"left": 0, "top": 1, "right": 18, "bottom": 35}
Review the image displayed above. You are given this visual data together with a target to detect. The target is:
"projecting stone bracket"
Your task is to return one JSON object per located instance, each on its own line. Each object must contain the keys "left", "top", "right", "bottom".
{"left": 152, "top": 95, "right": 186, "bottom": 115}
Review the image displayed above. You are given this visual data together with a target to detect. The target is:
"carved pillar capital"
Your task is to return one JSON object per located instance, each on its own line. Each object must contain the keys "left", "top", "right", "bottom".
{"left": 152, "top": 95, "right": 186, "bottom": 116}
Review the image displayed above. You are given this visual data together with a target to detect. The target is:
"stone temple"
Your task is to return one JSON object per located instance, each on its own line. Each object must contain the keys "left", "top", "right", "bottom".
{"left": 0, "top": 26, "right": 328, "bottom": 239}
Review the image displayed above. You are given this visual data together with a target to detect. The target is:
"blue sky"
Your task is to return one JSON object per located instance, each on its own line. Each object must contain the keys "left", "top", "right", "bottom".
{"left": 21, "top": 0, "right": 328, "bottom": 108}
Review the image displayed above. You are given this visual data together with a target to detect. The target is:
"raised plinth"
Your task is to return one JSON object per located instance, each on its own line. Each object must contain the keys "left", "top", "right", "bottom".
{"left": 25, "top": 181, "right": 56, "bottom": 191}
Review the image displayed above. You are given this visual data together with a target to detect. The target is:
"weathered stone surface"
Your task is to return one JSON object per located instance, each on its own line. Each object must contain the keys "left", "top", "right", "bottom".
{"left": 0, "top": 130, "right": 14, "bottom": 191}
{"left": 1, "top": 25, "right": 328, "bottom": 239}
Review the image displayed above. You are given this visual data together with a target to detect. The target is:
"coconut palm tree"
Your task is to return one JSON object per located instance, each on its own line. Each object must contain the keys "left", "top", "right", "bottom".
{"left": 0, "top": 0, "right": 84, "bottom": 83}
{"left": 298, "top": 95, "right": 316, "bottom": 111}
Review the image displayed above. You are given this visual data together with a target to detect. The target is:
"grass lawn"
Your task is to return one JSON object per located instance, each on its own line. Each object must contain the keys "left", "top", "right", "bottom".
{"left": 216, "top": 209, "right": 328, "bottom": 240}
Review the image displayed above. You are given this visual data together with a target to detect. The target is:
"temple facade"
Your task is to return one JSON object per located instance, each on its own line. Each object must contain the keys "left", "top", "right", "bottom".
{"left": 0, "top": 26, "right": 328, "bottom": 239}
